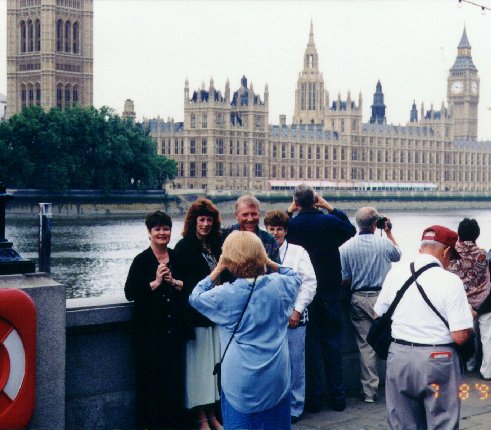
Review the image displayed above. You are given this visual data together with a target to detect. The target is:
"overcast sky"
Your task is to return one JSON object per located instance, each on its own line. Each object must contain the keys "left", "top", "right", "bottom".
{"left": 1, "top": 0, "right": 491, "bottom": 139}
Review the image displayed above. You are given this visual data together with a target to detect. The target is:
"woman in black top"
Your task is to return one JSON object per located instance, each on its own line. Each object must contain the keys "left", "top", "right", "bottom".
{"left": 124, "top": 210, "right": 187, "bottom": 430}
{"left": 174, "top": 199, "right": 224, "bottom": 430}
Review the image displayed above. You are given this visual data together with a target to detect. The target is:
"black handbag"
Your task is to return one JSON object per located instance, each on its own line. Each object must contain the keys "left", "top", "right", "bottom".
{"left": 367, "top": 262, "right": 439, "bottom": 360}
{"left": 410, "top": 263, "right": 475, "bottom": 367}
{"left": 212, "top": 277, "right": 257, "bottom": 392}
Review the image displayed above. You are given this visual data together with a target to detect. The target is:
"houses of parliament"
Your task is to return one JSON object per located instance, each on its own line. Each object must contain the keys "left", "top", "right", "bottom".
{"left": 4, "top": 0, "right": 490, "bottom": 194}
{"left": 147, "top": 22, "right": 490, "bottom": 194}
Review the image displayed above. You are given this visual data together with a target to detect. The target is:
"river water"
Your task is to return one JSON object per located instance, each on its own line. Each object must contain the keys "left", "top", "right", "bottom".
{"left": 6, "top": 208, "right": 491, "bottom": 298}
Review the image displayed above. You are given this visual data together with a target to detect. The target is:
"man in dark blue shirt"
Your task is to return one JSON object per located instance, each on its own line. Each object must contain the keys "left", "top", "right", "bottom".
{"left": 287, "top": 184, "right": 356, "bottom": 413}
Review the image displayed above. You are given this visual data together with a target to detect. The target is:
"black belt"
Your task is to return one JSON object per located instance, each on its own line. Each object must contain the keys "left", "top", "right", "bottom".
{"left": 392, "top": 338, "right": 455, "bottom": 348}
{"left": 355, "top": 286, "right": 381, "bottom": 292}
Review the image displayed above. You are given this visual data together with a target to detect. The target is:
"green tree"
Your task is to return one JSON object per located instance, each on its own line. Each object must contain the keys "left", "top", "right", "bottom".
{"left": 0, "top": 106, "right": 176, "bottom": 190}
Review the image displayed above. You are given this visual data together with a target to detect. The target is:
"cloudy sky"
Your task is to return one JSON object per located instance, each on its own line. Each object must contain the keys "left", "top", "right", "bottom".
{"left": 1, "top": 0, "right": 491, "bottom": 139}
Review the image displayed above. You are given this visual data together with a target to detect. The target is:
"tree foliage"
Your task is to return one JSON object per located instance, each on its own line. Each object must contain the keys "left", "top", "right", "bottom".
{"left": 0, "top": 106, "right": 176, "bottom": 190}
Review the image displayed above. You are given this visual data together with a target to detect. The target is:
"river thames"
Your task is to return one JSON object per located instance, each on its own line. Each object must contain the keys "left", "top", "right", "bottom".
{"left": 6, "top": 208, "right": 491, "bottom": 298}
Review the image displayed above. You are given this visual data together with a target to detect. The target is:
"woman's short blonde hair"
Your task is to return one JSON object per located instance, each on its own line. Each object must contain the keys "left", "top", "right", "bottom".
{"left": 222, "top": 231, "right": 267, "bottom": 278}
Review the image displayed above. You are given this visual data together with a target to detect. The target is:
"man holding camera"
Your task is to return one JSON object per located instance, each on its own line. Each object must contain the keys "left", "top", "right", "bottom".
{"left": 339, "top": 206, "right": 401, "bottom": 403}
{"left": 287, "top": 185, "right": 356, "bottom": 412}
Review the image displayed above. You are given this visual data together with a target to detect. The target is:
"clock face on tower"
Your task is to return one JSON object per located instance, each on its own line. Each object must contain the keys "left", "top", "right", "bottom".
{"left": 471, "top": 81, "right": 478, "bottom": 95}
{"left": 452, "top": 81, "right": 464, "bottom": 94}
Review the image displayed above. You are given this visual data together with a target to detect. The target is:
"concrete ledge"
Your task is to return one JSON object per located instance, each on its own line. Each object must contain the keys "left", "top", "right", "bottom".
{"left": 66, "top": 294, "right": 133, "bottom": 328}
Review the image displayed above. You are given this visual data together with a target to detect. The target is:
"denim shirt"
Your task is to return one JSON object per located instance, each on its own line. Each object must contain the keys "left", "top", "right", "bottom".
{"left": 189, "top": 267, "right": 301, "bottom": 414}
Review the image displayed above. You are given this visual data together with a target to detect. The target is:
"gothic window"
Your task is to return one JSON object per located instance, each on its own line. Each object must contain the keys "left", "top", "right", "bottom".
{"left": 56, "top": 83, "right": 63, "bottom": 108}
{"left": 299, "top": 166, "right": 304, "bottom": 178}
{"left": 316, "top": 166, "right": 320, "bottom": 179}
{"left": 333, "top": 147, "right": 337, "bottom": 160}
{"left": 299, "top": 145, "right": 303, "bottom": 159}
{"left": 35, "top": 83, "right": 41, "bottom": 105}
{"left": 282, "top": 144, "right": 286, "bottom": 159}
{"left": 351, "top": 149, "right": 357, "bottom": 161}
{"left": 291, "top": 166, "right": 295, "bottom": 178}
{"left": 201, "top": 139, "right": 207, "bottom": 154}
{"left": 272, "top": 165, "right": 276, "bottom": 178}
{"left": 20, "top": 84, "right": 27, "bottom": 109}
{"left": 281, "top": 166, "right": 286, "bottom": 178}
{"left": 216, "top": 138, "right": 224, "bottom": 154}
{"left": 243, "top": 165, "right": 247, "bottom": 176}
{"left": 332, "top": 167, "right": 337, "bottom": 179}
{"left": 190, "top": 114, "right": 195, "bottom": 128}
{"left": 254, "top": 140, "right": 263, "bottom": 156}
{"left": 243, "top": 142, "right": 248, "bottom": 155}
{"left": 27, "top": 20, "right": 33, "bottom": 52}
{"left": 27, "top": 83, "right": 34, "bottom": 106}
{"left": 308, "top": 147, "right": 312, "bottom": 160}
{"left": 301, "top": 83, "right": 307, "bottom": 110}
{"left": 341, "top": 148, "right": 346, "bottom": 161}
{"left": 35, "top": 19, "right": 40, "bottom": 51}
{"left": 229, "top": 140, "right": 233, "bottom": 155}
{"left": 340, "top": 119, "right": 345, "bottom": 132}
{"left": 65, "top": 84, "right": 71, "bottom": 106}
{"left": 324, "top": 147, "right": 329, "bottom": 160}
{"left": 73, "top": 22, "right": 79, "bottom": 53}
{"left": 56, "top": 19, "right": 63, "bottom": 51}
{"left": 201, "top": 114, "right": 207, "bottom": 128}
{"left": 20, "top": 21, "right": 26, "bottom": 52}
{"left": 291, "top": 145, "right": 295, "bottom": 159}
{"left": 73, "top": 85, "right": 79, "bottom": 104}
{"left": 255, "top": 163, "right": 262, "bottom": 177}
{"left": 174, "top": 139, "right": 179, "bottom": 154}
{"left": 189, "top": 162, "right": 196, "bottom": 177}
{"left": 190, "top": 139, "right": 196, "bottom": 154}
{"left": 272, "top": 145, "right": 277, "bottom": 158}
{"left": 316, "top": 146, "right": 320, "bottom": 159}
{"left": 216, "top": 162, "right": 223, "bottom": 176}
{"left": 65, "top": 21, "right": 71, "bottom": 52}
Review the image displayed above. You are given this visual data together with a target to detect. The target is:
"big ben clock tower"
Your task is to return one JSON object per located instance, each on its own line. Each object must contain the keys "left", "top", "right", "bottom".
{"left": 447, "top": 27, "right": 479, "bottom": 141}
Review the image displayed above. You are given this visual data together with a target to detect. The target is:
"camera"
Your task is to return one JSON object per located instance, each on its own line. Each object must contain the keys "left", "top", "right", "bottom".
{"left": 376, "top": 216, "right": 392, "bottom": 230}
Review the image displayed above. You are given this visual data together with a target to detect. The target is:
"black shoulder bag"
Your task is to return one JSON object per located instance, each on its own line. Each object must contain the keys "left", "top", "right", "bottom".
{"left": 410, "top": 263, "right": 475, "bottom": 368}
{"left": 367, "top": 262, "right": 439, "bottom": 360}
{"left": 212, "top": 277, "right": 257, "bottom": 392}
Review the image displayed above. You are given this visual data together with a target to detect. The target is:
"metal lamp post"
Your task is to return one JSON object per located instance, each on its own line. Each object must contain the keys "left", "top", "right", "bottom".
{"left": 0, "top": 183, "right": 35, "bottom": 275}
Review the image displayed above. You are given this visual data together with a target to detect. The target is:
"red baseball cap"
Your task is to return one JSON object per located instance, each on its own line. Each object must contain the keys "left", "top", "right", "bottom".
{"left": 421, "top": 225, "right": 458, "bottom": 248}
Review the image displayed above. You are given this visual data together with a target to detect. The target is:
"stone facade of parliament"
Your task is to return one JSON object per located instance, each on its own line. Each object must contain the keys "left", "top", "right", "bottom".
{"left": 6, "top": 0, "right": 93, "bottom": 117}
{"left": 147, "top": 23, "right": 490, "bottom": 194}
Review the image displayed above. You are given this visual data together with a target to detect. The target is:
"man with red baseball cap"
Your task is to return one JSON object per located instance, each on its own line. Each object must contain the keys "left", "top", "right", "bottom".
{"left": 374, "top": 224, "right": 473, "bottom": 429}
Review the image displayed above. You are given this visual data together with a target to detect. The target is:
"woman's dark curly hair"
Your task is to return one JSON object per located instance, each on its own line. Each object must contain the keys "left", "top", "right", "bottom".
{"left": 145, "top": 210, "right": 172, "bottom": 231}
{"left": 182, "top": 198, "right": 221, "bottom": 246}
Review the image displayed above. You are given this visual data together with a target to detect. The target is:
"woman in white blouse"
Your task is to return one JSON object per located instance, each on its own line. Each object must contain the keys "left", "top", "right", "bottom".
{"left": 265, "top": 210, "right": 317, "bottom": 424}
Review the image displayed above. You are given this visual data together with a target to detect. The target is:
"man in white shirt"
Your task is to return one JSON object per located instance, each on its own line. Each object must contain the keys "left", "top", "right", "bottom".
{"left": 340, "top": 207, "right": 401, "bottom": 403}
{"left": 374, "top": 225, "right": 473, "bottom": 429}
{"left": 265, "top": 210, "right": 317, "bottom": 423}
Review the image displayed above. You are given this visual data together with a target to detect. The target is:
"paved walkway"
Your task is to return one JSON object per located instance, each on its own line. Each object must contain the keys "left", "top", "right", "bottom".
{"left": 293, "top": 371, "right": 491, "bottom": 429}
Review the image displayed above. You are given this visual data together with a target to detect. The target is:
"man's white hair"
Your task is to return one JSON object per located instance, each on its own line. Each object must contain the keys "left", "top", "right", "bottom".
{"left": 419, "top": 239, "right": 446, "bottom": 253}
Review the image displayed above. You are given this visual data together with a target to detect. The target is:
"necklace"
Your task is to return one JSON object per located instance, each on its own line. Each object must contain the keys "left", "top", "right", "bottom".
{"left": 279, "top": 242, "right": 289, "bottom": 265}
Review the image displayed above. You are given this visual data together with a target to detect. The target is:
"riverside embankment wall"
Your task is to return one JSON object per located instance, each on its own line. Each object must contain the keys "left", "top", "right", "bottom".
{"left": 0, "top": 274, "right": 370, "bottom": 429}
{"left": 6, "top": 189, "right": 491, "bottom": 216}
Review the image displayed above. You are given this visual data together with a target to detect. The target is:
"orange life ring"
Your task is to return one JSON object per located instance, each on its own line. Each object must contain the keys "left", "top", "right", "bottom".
{"left": 0, "top": 289, "right": 36, "bottom": 430}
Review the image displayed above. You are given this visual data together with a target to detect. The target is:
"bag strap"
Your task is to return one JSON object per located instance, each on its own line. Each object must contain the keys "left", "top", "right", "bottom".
{"left": 410, "top": 262, "right": 450, "bottom": 329}
{"left": 384, "top": 262, "right": 440, "bottom": 319}
{"left": 213, "top": 277, "right": 257, "bottom": 375}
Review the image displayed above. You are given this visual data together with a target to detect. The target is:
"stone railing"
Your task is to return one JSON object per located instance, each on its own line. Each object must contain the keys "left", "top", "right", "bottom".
{"left": 0, "top": 274, "right": 383, "bottom": 429}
